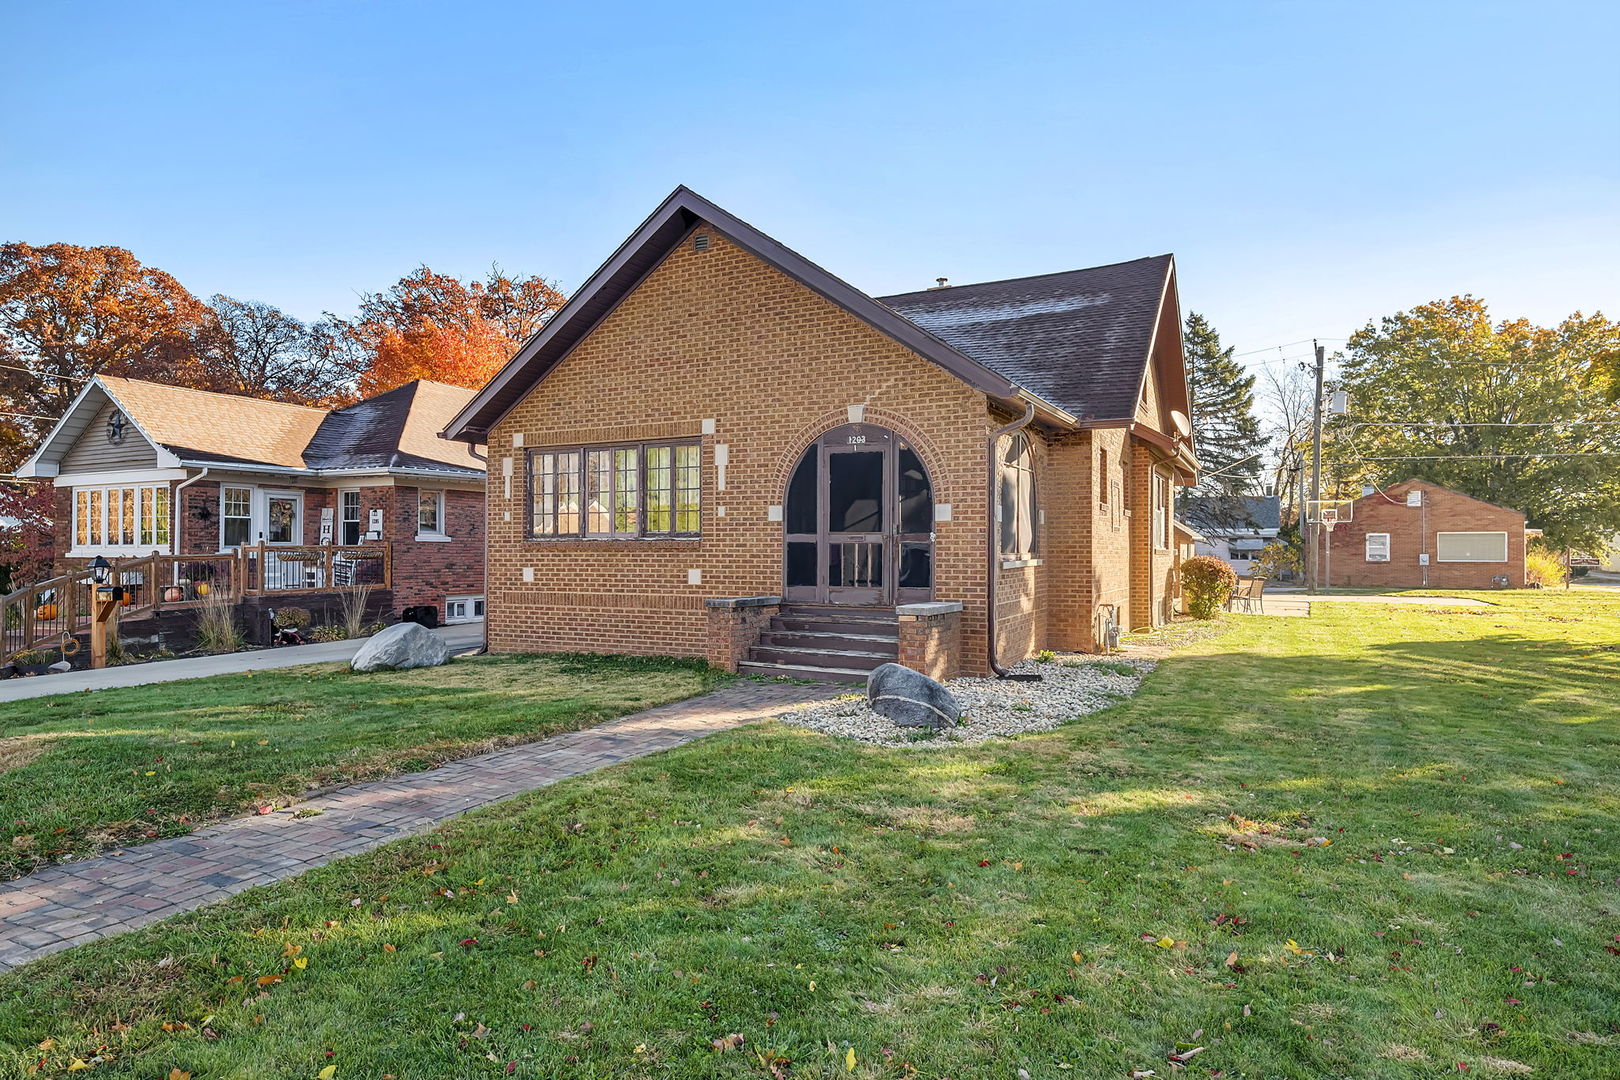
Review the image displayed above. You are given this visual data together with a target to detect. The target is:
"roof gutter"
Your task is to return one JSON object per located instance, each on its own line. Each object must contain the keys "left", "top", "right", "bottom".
{"left": 986, "top": 401, "right": 1036, "bottom": 678}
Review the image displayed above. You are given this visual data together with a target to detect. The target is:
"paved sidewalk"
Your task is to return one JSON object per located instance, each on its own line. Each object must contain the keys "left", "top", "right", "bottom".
{"left": 0, "top": 678, "right": 841, "bottom": 971}
{"left": 0, "top": 623, "right": 487, "bottom": 703}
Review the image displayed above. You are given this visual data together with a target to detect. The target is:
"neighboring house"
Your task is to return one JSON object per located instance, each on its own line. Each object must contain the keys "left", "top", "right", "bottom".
{"left": 1181, "top": 494, "right": 1282, "bottom": 576}
{"left": 1322, "top": 479, "right": 1528, "bottom": 589}
{"left": 441, "top": 187, "right": 1198, "bottom": 681}
{"left": 12, "top": 376, "right": 487, "bottom": 622}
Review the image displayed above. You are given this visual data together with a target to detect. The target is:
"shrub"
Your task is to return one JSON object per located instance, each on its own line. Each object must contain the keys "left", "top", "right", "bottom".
{"left": 273, "top": 606, "right": 312, "bottom": 630}
{"left": 1182, "top": 555, "right": 1238, "bottom": 620}
{"left": 1525, "top": 547, "right": 1566, "bottom": 588}
{"left": 1252, "top": 541, "right": 1302, "bottom": 581}
{"left": 1035, "top": 649, "right": 1056, "bottom": 663}
{"left": 307, "top": 624, "right": 348, "bottom": 643}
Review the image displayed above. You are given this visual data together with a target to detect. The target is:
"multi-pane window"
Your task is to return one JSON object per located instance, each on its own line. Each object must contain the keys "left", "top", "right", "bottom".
{"left": 72, "top": 485, "right": 171, "bottom": 551}
{"left": 1365, "top": 533, "right": 1391, "bottom": 562}
{"left": 340, "top": 490, "right": 362, "bottom": 544}
{"left": 998, "top": 433, "right": 1038, "bottom": 558}
{"left": 529, "top": 442, "right": 699, "bottom": 538}
{"left": 417, "top": 490, "right": 445, "bottom": 536}
{"left": 222, "top": 487, "right": 253, "bottom": 547}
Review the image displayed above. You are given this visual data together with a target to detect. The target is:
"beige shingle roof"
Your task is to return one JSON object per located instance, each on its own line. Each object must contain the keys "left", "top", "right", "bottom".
{"left": 99, "top": 376, "right": 330, "bottom": 469}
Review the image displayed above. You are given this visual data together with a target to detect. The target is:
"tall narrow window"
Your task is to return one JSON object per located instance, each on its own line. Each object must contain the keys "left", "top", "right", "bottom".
{"left": 998, "top": 433, "right": 1038, "bottom": 558}
{"left": 340, "top": 490, "right": 362, "bottom": 544}
{"left": 614, "top": 448, "right": 639, "bottom": 533}
{"left": 1098, "top": 448, "right": 1109, "bottom": 507}
{"left": 1152, "top": 472, "right": 1170, "bottom": 549}
{"left": 417, "top": 490, "right": 445, "bottom": 537}
{"left": 222, "top": 487, "right": 253, "bottom": 547}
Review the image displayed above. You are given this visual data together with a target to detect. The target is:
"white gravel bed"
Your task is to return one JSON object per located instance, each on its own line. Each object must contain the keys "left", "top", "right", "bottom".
{"left": 776, "top": 656, "right": 1153, "bottom": 747}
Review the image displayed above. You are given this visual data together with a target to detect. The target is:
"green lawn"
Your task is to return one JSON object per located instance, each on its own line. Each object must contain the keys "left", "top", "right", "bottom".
{"left": 0, "top": 654, "right": 727, "bottom": 879}
{"left": 3, "top": 592, "right": 1619, "bottom": 1078}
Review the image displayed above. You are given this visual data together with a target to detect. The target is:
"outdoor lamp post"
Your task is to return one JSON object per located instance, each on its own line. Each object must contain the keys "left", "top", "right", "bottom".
{"left": 87, "top": 556, "right": 119, "bottom": 670}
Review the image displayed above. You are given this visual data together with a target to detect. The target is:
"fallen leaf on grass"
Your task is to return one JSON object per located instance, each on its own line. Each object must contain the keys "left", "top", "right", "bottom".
{"left": 845, "top": 1046, "right": 857, "bottom": 1072}
{"left": 317, "top": 1067, "right": 336, "bottom": 1080}
{"left": 168, "top": 1070, "right": 191, "bottom": 1080}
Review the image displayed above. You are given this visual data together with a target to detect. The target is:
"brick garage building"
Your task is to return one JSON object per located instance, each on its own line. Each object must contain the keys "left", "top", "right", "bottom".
{"left": 1321, "top": 479, "right": 1529, "bottom": 589}
{"left": 444, "top": 187, "right": 1199, "bottom": 680}
{"left": 15, "top": 376, "right": 487, "bottom": 623}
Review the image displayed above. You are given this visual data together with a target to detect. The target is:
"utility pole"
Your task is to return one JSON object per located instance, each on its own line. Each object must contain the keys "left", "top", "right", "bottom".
{"left": 1305, "top": 341, "right": 1326, "bottom": 592}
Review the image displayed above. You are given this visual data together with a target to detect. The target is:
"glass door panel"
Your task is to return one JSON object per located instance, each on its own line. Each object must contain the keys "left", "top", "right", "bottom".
{"left": 825, "top": 446, "right": 886, "bottom": 604}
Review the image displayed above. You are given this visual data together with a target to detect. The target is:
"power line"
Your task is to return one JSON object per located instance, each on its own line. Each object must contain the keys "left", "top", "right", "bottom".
{"left": 1347, "top": 452, "right": 1620, "bottom": 461}
{"left": 1348, "top": 420, "right": 1620, "bottom": 429}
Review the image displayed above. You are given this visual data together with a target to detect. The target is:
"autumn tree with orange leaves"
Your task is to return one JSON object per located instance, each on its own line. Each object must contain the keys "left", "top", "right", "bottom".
{"left": 337, "top": 267, "right": 565, "bottom": 396}
{"left": 0, "top": 243, "right": 219, "bottom": 468}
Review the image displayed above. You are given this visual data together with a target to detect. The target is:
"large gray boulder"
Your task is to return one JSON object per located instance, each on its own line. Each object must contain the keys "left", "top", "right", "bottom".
{"left": 350, "top": 621, "right": 452, "bottom": 673}
{"left": 866, "top": 662, "right": 960, "bottom": 729}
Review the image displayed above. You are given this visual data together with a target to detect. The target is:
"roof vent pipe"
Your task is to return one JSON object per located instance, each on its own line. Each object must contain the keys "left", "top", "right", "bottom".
{"left": 928, "top": 277, "right": 950, "bottom": 290}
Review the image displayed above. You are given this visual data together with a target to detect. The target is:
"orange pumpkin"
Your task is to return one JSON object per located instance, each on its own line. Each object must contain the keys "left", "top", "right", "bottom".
{"left": 35, "top": 603, "right": 58, "bottom": 621}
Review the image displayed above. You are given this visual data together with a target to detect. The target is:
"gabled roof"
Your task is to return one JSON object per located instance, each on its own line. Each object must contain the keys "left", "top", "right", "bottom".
{"left": 103, "top": 376, "right": 329, "bottom": 470}
{"left": 878, "top": 256, "right": 1175, "bottom": 423}
{"left": 16, "top": 376, "right": 483, "bottom": 479}
{"left": 1181, "top": 494, "right": 1282, "bottom": 534}
{"left": 445, "top": 186, "right": 1177, "bottom": 442}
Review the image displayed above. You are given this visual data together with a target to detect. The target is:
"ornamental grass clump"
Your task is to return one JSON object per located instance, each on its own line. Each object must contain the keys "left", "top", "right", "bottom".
{"left": 1525, "top": 546, "right": 1566, "bottom": 588}
{"left": 1182, "top": 555, "right": 1238, "bottom": 620}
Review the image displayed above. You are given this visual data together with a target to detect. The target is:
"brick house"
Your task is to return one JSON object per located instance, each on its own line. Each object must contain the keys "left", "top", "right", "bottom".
{"left": 13, "top": 376, "right": 486, "bottom": 623}
{"left": 1321, "top": 479, "right": 1529, "bottom": 589}
{"left": 442, "top": 187, "right": 1197, "bottom": 681}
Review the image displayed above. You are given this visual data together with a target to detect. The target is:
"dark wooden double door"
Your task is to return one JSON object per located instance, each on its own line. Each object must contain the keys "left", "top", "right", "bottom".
{"left": 782, "top": 424, "right": 934, "bottom": 605}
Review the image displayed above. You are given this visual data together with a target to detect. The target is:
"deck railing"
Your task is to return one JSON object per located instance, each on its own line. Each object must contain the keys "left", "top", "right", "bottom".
{"left": 1, "top": 543, "right": 392, "bottom": 658}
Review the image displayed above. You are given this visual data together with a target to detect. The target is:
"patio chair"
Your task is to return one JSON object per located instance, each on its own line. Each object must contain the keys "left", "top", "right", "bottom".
{"left": 1229, "top": 577, "right": 1267, "bottom": 614}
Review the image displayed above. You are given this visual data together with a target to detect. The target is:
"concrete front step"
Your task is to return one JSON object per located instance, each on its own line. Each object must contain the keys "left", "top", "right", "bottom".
{"left": 771, "top": 616, "right": 899, "bottom": 635}
{"left": 756, "top": 630, "right": 899, "bottom": 654}
{"left": 747, "top": 646, "right": 892, "bottom": 670}
{"left": 737, "top": 660, "right": 871, "bottom": 684}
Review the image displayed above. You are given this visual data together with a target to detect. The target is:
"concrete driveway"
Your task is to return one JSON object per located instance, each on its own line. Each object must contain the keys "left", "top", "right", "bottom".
{"left": 0, "top": 623, "right": 487, "bottom": 704}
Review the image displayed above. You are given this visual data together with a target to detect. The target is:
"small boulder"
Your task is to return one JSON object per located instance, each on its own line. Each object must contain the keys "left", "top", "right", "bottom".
{"left": 350, "top": 621, "right": 452, "bottom": 673}
{"left": 47, "top": 661, "right": 72, "bottom": 673}
{"left": 866, "top": 662, "right": 960, "bottom": 729}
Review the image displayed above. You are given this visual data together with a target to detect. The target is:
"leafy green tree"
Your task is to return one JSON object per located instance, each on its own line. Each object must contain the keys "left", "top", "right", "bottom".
{"left": 1326, "top": 296, "right": 1620, "bottom": 550}
{"left": 1185, "top": 312, "right": 1264, "bottom": 496}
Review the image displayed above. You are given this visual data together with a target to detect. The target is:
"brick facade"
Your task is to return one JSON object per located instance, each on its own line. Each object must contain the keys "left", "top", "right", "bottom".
{"left": 51, "top": 476, "right": 484, "bottom": 621}
{"left": 1322, "top": 480, "right": 1527, "bottom": 589}
{"left": 480, "top": 228, "right": 1186, "bottom": 674}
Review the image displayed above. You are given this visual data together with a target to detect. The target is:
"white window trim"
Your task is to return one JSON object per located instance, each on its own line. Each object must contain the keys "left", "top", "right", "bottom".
{"left": 1365, "top": 532, "right": 1391, "bottom": 562}
{"left": 220, "top": 484, "right": 256, "bottom": 551}
{"left": 416, "top": 489, "right": 450, "bottom": 541}
{"left": 68, "top": 482, "right": 173, "bottom": 557}
{"left": 443, "top": 594, "right": 486, "bottom": 623}
{"left": 1435, "top": 530, "right": 1509, "bottom": 563}
{"left": 260, "top": 490, "right": 305, "bottom": 546}
{"left": 338, "top": 488, "right": 363, "bottom": 546}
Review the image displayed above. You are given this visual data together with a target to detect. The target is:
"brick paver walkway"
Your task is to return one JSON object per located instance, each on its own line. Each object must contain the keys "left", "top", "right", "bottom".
{"left": 0, "top": 679, "right": 842, "bottom": 971}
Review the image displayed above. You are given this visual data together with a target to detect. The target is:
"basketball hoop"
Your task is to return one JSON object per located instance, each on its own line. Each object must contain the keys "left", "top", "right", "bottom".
{"left": 1306, "top": 499, "right": 1353, "bottom": 531}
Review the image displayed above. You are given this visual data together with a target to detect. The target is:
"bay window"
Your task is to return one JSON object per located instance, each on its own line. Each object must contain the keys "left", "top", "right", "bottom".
{"left": 529, "top": 442, "right": 700, "bottom": 539}
{"left": 71, "top": 484, "right": 171, "bottom": 553}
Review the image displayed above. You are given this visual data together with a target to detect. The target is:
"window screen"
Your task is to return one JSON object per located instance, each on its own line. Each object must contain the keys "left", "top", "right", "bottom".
{"left": 1365, "top": 533, "right": 1390, "bottom": 562}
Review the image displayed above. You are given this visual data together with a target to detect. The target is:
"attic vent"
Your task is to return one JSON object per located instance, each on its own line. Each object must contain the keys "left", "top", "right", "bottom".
{"left": 692, "top": 233, "right": 711, "bottom": 252}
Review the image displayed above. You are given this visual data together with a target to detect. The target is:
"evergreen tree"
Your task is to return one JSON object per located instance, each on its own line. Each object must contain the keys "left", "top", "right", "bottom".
{"left": 1185, "top": 312, "right": 1264, "bottom": 496}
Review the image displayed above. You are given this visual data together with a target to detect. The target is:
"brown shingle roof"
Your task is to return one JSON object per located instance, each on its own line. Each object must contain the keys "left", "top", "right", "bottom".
{"left": 877, "top": 256, "right": 1174, "bottom": 423}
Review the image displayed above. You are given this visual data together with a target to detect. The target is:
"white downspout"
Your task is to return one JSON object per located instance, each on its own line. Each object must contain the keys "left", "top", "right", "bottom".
{"left": 171, "top": 468, "right": 211, "bottom": 560}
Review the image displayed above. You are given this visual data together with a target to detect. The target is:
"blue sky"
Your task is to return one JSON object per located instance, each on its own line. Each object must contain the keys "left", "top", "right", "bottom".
{"left": 4, "top": 1, "right": 1616, "bottom": 391}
